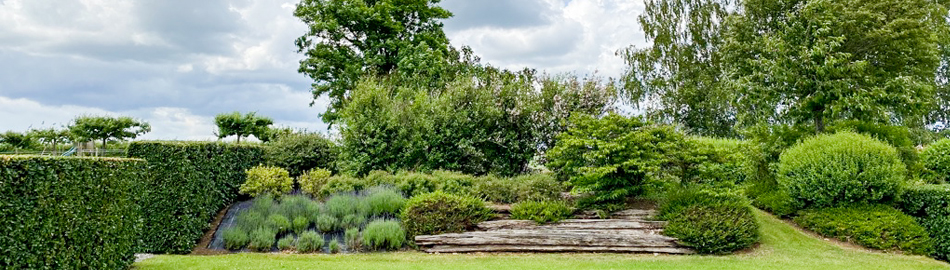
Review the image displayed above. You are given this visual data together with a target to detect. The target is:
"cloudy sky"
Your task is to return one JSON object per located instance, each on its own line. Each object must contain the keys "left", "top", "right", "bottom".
{"left": 0, "top": 0, "right": 646, "bottom": 140}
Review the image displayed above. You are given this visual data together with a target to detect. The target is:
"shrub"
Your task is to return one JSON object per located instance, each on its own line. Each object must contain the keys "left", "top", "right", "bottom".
{"left": 241, "top": 165, "right": 294, "bottom": 198}
{"left": 342, "top": 214, "right": 367, "bottom": 229}
{"left": 292, "top": 217, "right": 310, "bottom": 235}
{"left": 320, "top": 175, "right": 369, "bottom": 196}
{"left": 296, "top": 231, "right": 324, "bottom": 253}
{"left": 679, "top": 137, "right": 748, "bottom": 187}
{"left": 391, "top": 172, "right": 437, "bottom": 197}
{"left": 401, "top": 192, "right": 493, "bottom": 238}
{"left": 794, "top": 204, "right": 932, "bottom": 255}
{"left": 510, "top": 201, "right": 574, "bottom": 224}
{"left": 830, "top": 121, "right": 922, "bottom": 178}
{"left": 918, "top": 217, "right": 950, "bottom": 260}
{"left": 364, "top": 186, "right": 407, "bottom": 216}
{"left": 298, "top": 168, "right": 332, "bottom": 196}
{"left": 431, "top": 170, "right": 478, "bottom": 195}
{"left": 898, "top": 185, "right": 950, "bottom": 218}
{"left": 742, "top": 124, "right": 813, "bottom": 216}
{"left": 345, "top": 228, "right": 362, "bottom": 250}
{"left": 0, "top": 156, "right": 145, "bottom": 269}
{"left": 277, "top": 235, "right": 295, "bottom": 251}
{"left": 248, "top": 228, "right": 277, "bottom": 252}
{"left": 329, "top": 239, "right": 342, "bottom": 253}
{"left": 325, "top": 194, "right": 362, "bottom": 218}
{"left": 222, "top": 227, "right": 249, "bottom": 250}
{"left": 473, "top": 174, "right": 563, "bottom": 204}
{"left": 128, "top": 141, "right": 264, "bottom": 253}
{"left": 250, "top": 195, "right": 276, "bottom": 215}
{"left": 922, "top": 139, "right": 950, "bottom": 184}
{"left": 472, "top": 175, "right": 518, "bottom": 203}
{"left": 362, "top": 220, "right": 406, "bottom": 251}
{"left": 267, "top": 214, "right": 291, "bottom": 233}
{"left": 664, "top": 203, "right": 759, "bottom": 254}
{"left": 546, "top": 114, "right": 688, "bottom": 207}
{"left": 236, "top": 210, "right": 268, "bottom": 232}
{"left": 315, "top": 214, "right": 340, "bottom": 232}
{"left": 264, "top": 132, "right": 337, "bottom": 177}
{"left": 777, "top": 132, "right": 906, "bottom": 210}
{"left": 276, "top": 195, "right": 313, "bottom": 220}
{"left": 657, "top": 186, "right": 747, "bottom": 220}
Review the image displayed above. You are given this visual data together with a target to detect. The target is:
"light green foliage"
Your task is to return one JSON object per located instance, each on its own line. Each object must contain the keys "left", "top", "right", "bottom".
{"left": 69, "top": 115, "right": 151, "bottom": 148}
{"left": 266, "top": 214, "right": 291, "bottom": 233}
{"left": 657, "top": 186, "right": 748, "bottom": 221}
{"left": 922, "top": 139, "right": 950, "bottom": 184}
{"left": 345, "top": 228, "right": 361, "bottom": 250}
{"left": 247, "top": 228, "right": 276, "bottom": 252}
{"left": 222, "top": 227, "right": 249, "bottom": 250}
{"left": 1, "top": 156, "right": 144, "bottom": 269}
{"left": 829, "top": 121, "right": 922, "bottom": 178}
{"left": 236, "top": 211, "right": 268, "bottom": 232}
{"left": 320, "top": 175, "right": 367, "bottom": 197}
{"left": 510, "top": 201, "right": 574, "bottom": 224}
{"left": 329, "top": 239, "right": 342, "bottom": 254}
{"left": 277, "top": 235, "right": 295, "bottom": 251}
{"left": 214, "top": 112, "right": 273, "bottom": 143}
{"left": 401, "top": 192, "right": 493, "bottom": 238}
{"left": 298, "top": 168, "right": 332, "bottom": 196}
{"left": 742, "top": 125, "right": 813, "bottom": 216}
{"left": 341, "top": 214, "right": 367, "bottom": 229}
{"left": 292, "top": 217, "right": 310, "bottom": 235}
{"left": 795, "top": 204, "right": 933, "bottom": 255}
{"left": 362, "top": 219, "right": 406, "bottom": 251}
{"left": 295, "top": 231, "right": 324, "bottom": 253}
{"left": 27, "top": 127, "right": 71, "bottom": 152}
{"left": 250, "top": 195, "right": 276, "bottom": 216}
{"left": 778, "top": 132, "right": 906, "bottom": 210}
{"left": 324, "top": 194, "right": 363, "bottom": 219}
{"left": 471, "top": 174, "right": 566, "bottom": 203}
{"left": 678, "top": 137, "right": 748, "bottom": 187}
{"left": 546, "top": 114, "right": 688, "bottom": 207}
{"left": 364, "top": 186, "right": 406, "bottom": 216}
{"left": 264, "top": 132, "right": 337, "bottom": 177}
{"left": 240, "top": 166, "right": 294, "bottom": 198}
{"left": 315, "top": 214, "right": 340, "bottom": 233}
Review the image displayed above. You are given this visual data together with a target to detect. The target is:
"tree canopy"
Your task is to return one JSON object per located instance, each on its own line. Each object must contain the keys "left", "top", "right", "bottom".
{"left": 68, "top": 115, "right": 151, "bottom": 147}
{"left": 214, "top": 112, "right": 274, "bottom": 143}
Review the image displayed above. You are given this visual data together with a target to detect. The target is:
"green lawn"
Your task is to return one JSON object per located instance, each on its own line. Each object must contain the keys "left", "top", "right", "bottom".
{"left": 134, "top": 210, "right": 949, "bottom": 270}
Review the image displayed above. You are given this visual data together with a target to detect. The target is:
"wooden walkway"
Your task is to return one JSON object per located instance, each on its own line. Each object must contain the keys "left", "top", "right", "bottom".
{"left": 415, "top": 209, "right": 694, "bottom": 254}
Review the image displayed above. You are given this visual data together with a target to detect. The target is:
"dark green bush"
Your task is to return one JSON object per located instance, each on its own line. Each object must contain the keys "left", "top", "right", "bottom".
{"left": 264, "top": 132, "right": 337, "bottom": 177}
{"left": 664, "top": 203, "right": 760, "bottom": 254}
{"left": 921, "top": 139, "right": 950, "bottom": 184}
{"left": 777, "top": 132, "right": 906, "bottom": 210}
{"left": 345, "top": 228, "right": 362, "bottom": 250}
{"left": 315, "top": 214, "right": 340, "bottom": 232}
{"left": 296, "top": 231, "right": 324, "bottom": 253}
{"left": 918, "top": 217, "right": 950, "bottom": 261}
{"left": 510, "top": 201, "right": 574, "bottom": 224}
{"left": 222, "top": 227, "right": 249, "bottom": 250}
{"left": 794, "top": 204, "right": 932, "bottom": 255}
{"left": 128, "top": 141, "right": 264, "bottom": 253}
{"left": 240, "top": 165, "right": 294, "bottom": 198}
{"left": 248, "top": 228, "right": 277, "bottom": 251}
{"left": 277, "top": 235, "right": 295, "bottom": 251}
{"left": 401, "top": 192, "right": 494, "bottom": 238}
{"left": 364, "top": 186, "right": 407, "bottom": 216}
{"left": 898, "top": 185, "right": 950, "bottom": 218}
{"left": 362, "top": 219, "right": 406, "bottom": 251}
{"left": 657, "top": 186, "right": 747, "bottom": 220}
{"left": 0, "top": 156, "right": 144, "bottom": 269}
{"left": 298, "top": 168, "right": 332, "bottom": 196}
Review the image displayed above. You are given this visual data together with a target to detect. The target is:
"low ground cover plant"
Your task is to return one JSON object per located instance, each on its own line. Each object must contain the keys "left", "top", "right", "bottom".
{"left": 794, "top": 204, "right": 932, "bottom": 255}
{"left": 510, "top": 200, "right": 574, "bottom": 224}
{"left": 401, "top": 192, "right": 493, "bottom": 238}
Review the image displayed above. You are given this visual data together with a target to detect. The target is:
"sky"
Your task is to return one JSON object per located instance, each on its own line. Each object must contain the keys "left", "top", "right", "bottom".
{"left": 0, "top": 0, "right": 647, "bottom": 140}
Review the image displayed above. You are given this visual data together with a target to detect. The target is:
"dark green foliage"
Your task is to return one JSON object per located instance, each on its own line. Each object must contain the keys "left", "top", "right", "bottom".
{"left": 473, "top": 174, "right": 564, "bottom": 204}
{"left": 213, "top": 112, "right": 273, "bottom": 143}
{"left": 657, "top": 187, "right": 748, "bottom": 221}
{"left": 315, "top": 214, "right": 340, "bottom": 233}
{"left": 128, "top": 141, "right": 264, "bottom": 253}
{"left": 794, "top": 204, "right": 933, "bottom": 255}
{"left": 922, "top": 139, "right": 950, "bottom": 184}
{"left": 898, "top": 185, "right": 950, "bottom": 218}
{"left": 277, "top": 235, "right": 295, "bottom": 251}
{"left": 247, "top": 228, "right": 277, "bottom": 252}
{"left": 364, "top": 186, "right": 407, "bottom": 216}
{"left": 345, "top": 228, "right": 361, "bottom": 250}
{"left": 918, "top": 217, "right": 950, "bottom": 261}
{"left": 510, "top": 201, "right": 574, "bottom": 224}
{"left": 0, "top": 156, "right": 144, "bottom": 269}
{"left": 401, "top": 192, "right": 493, "bottom": 238}
{"left": 222, "top": 227, "right": 249, "bottom": 250}
{"left": 296, "top": 231, "right": 324, "bottom": 253}
{"left": 292, "top": 217, "right": 310, "bottom": 235}
{"left": 0, "top": 131, "right": 36, "bottom": 151}
{"left": 362, "top": 219, "right": 406, "bottom": 251}
{"left": 777, "top": 132, "right": 906, "bottom": 210}
{"left": 678, "top": 137, "right": 748, "bottom": 187}
{"left": 547, "top": 114, "right": 688, "bottom": 207}
{"left": 264, "top": 132, "right": 338, "bottom": 177}
{"left": 69, "top": 115, "right": 151, "bottom": 148}
{"left": 267, "top": 214, "right": 292, "bottom": 233}
{"left": 329, "top": 239, "right": 342, "bottom": 254}
{"left": 664, "top": 203, "right": 760, "bottom": 255}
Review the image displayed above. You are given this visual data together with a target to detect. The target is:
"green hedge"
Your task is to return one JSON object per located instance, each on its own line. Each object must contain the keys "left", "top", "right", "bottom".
{"left": 128, "top": 141, "right": 264, "bottom": 254}
{"left": 794, "top": 204, "right": 933, "bottom": 255}
{"left": 898, "top": 185, "right": 950, "bottom": 260}
{"left": 0, "top": 155, "right": 145, "bottom": 269}
{"left": 921, "top": 139, "right": 950, "bottom": 184}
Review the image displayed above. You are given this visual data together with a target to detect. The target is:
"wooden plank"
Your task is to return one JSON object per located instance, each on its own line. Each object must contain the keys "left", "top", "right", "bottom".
{"left": 415, "top": 230, "right": 679, "bottom": 247}
{"left": 574, "top": 209, "right": 657, "bottom": 220}
{"left": 476, "top": 219, "right": 667, "bottom": 231}
{"left": 424, "top": 245, "right": 694, "bottom": 254}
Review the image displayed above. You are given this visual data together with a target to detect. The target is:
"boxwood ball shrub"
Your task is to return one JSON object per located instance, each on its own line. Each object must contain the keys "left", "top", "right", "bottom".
{"left": 921, "top": 139, "right": 950, "bottom": 184}
{"left": 128, "top": 141, "right": 264, "bottom": 253}
{"left": 401, "top": 192, "right": 494, "bottom": 238}
{"left": 296, "top": 231, "right": 325, "bottom": 253}
{"left": 1, "top": 156, "right": 145, "bottom": 269}
{"left": 794, "top": 204, "right": 932, "bottom": 255}
{"left": 510, "top": 201, "right": 574, "bottom": 224}
{"left": 298, "top": 168, "right": 332, "bottom": 196}
{"left": 222, "top": 227, "right": 250, "bottom": 250}
{"left": 248, "top": 228, "right": 277, "bottom": 252}
{"left": 777, "top": 132, "right": 905, "bottom": 210}
{"left": 240, "top": 165, "right": 294, "bottom": 198}
{"left": 362, "top": 219, "right": 406, "bottom": 251}
{"left": 264, "top": 132, "right": 337, "bottom": 177}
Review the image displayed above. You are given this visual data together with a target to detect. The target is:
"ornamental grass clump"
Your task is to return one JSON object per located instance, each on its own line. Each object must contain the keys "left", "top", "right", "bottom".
{"left": 362, "top": 219, "right": 405, "bottom": 251}
{"left": 364, "top": 186, "right": 406, "bottom": 216}
{"left": 222, "top": 227, "right": 249, "bottom": 250}
{"left": 296, "top": 231, "right": 324, "bottom": 253}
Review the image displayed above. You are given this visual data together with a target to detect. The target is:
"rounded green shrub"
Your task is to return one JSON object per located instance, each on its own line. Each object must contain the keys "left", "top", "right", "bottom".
{"left": 263, "top": 132, "right": 337, "bottom": 177}
{"left": 510, "top": 200, "right": 574, "bottom": 224}
{"left": 794, "top": 204, "right": 932, "bottom": 255}
{"left": 777, "top": 132, "right": 906, "bottom": 209}
{"left": 292, "top": 216, "right": 310, "bottom": 234}
{"left": 298, "top": 168, "right": 333, "bottom": 196}
{"left": 664, "top": 203, "right": 759, "bottom": 254}
{"left": 345, "top": 227, "right": 362, "bottom": 250}
{"left": 329, "top": 239, "right": 342, "bottom": 253}
{"left": 431, "top": 170, "right": 477, "bottom": 195}
{"left": 240, "top": 165, "right": 294, "bottom": 198}
{"left": 267, "top": 214, "right": 291, "bottom": 233}
{"left": 277, "top": 235, "right": 295, "bottom": 251}
{"left": 364, "top": 186, "right": 407, "bottom": 216}
{"left": 247, "top": 228, "right": 277, "bottom": 252}
{"left": 342, "top": 214, "right": 367, "bottom": 229}
{"left": 296, "top": 231, "right": 325, "bottom": 253}
{"left": 362, "top": 219, "right": 406, "bottom": 251}
{"left": 236, "top": 210, "right": 268, "bottom": 232}
{"left": 401, "top": 192, "right": 493, "bottom": 238}
{"left": 315, "top": 214, "right": 340, "bottom": 232}
{"left": 222, "top": 227, "right": 249, "bottom": 250}
{"left": 921, "top": 139, "right": 950, "bottom": 184}
{"left": 657, "top": 186, "right": 747, "bottom": 220}
{"left": 320, "top": 175, "right": 370, "bottom": 196}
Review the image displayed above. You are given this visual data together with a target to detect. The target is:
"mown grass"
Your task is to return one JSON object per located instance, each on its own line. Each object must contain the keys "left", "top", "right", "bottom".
{"left": 134, "top": 210, "right": 950, "bottom": 270}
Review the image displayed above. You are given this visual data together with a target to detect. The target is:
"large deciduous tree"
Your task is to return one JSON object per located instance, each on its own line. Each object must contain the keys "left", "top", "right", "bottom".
{"left": 294, "top": 0, "right": 456, "bottom": 124}
{"left": 214, "top": 112, "right": 274, "bottom": 143}
{"left": 68, "top": 116, "right": 151, "bottom": 149}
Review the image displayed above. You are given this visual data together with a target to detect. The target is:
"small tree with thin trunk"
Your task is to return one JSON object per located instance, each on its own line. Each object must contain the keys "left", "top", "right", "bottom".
{"left": 69, "top": 115, "right": 151, "bottom": 154}
{"left": 214, "top": 112, "right": 274, "bottom": 143}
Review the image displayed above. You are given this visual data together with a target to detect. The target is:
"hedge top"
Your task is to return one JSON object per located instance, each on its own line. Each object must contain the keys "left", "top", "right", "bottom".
{"left": 129, "top": 140, "right": 265, "bottom": 148}
{"left": 0, "top": 155, "right": 144, "bottom": 162}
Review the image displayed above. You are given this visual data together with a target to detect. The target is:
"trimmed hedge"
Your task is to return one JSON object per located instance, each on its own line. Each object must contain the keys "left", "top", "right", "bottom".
{"left": 898, "top": 185, "right": 950, "bottom": 260}
{"left": 128, "top": 141, "right": 264, "bottom": 254}
{"left": 1, "top": 155, "right": 145, "bottom": 269}
{"left": 794, "top": 204, "right": 933, "bottom": 255}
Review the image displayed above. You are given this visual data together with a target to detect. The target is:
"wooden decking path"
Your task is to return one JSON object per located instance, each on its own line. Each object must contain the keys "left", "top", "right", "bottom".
{"left": 415, "top": 209, "right": 694, "bottom": 254}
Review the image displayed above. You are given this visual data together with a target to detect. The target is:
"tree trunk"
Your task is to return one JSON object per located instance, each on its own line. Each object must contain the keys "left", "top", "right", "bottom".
{"left": 814, "top": 113, "right": 825, "bottom": 133}
{"left": 236, "top": 135, "right": 241, "bottom": 144}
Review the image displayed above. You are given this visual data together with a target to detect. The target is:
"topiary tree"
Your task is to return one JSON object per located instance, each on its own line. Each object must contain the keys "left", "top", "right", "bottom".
{"left": 777, "top": 132, "right": 906, "bottom": 210}
{"left": 68, "top": 115, "right": 150, "bottom": 151}
{"left": 921, "top": 139, "right": 950, "bottom": 184}
{"left": 264, "top": 132, "right": 337, "bottom": 177}
{"left": 214, "top": 112, "right": 273, "bottom": 143}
